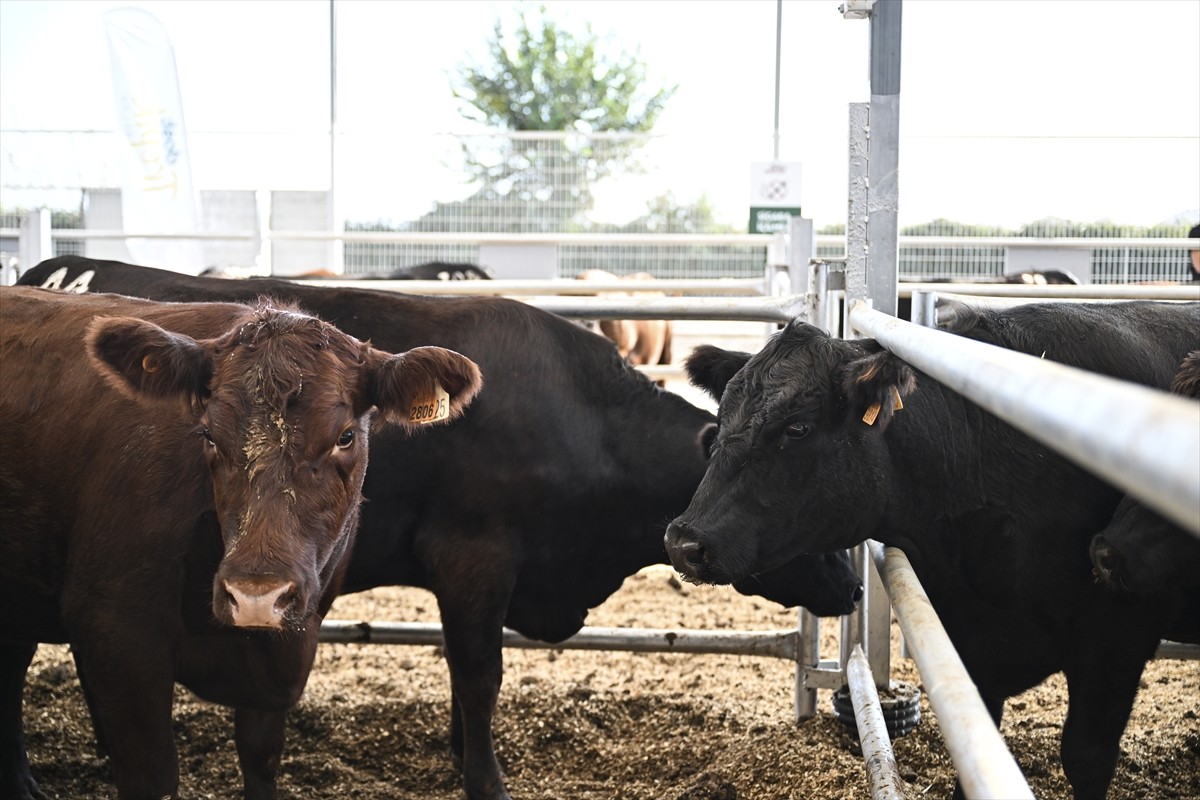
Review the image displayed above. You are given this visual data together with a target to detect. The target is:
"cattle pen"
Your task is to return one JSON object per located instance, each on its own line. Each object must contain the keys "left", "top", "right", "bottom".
{"left": 10, "top": 207, "right": 1198, "bottom": 799}
{"left": 10, "top": 3, "right": 1198, "bottom": 796}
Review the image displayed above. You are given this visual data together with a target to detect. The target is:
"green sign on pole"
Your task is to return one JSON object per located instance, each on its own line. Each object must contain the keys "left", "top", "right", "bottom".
{"left": 749, "top": 161, "right": 802, "bottom": 234}
{"left": 749, "top": 206, "right": 803, "bottom": 234}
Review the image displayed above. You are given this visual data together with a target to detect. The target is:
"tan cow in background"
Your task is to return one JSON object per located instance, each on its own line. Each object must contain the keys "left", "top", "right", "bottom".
{"left": 575, "top": 269, "right": 673, "bottom": 375}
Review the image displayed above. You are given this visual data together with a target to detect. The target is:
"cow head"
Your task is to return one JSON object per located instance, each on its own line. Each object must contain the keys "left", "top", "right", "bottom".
{"left": 664, "top": 320, "right": 915, "bottom": 586}
{"left": 1090, "top": 350, "right": 1200, "bottom": 593}
{"left": 733, "top": 549, "right": 863, "bottom": 617}
{"left": 1089, "top": 496, "right": 1200, "bottom": 593}
{"left": 86, "top": 300, "right": 482, "bottom": 630}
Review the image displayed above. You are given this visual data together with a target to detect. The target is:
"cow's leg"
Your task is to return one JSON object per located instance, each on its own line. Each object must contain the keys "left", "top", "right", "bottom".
{"left": 435, "top": 581, "right": 513, "bottom": 800}
{"left": 235, "top": 707, "right": 287, "bottom": 800}
{"left": 0, "top": 642, "right": 44, "bottom": 800}
{"left": 1061, "top": 658, "right": 1147, "bottom": 800}
{"left": 72, "top": 645, "right": 179, "bottom": 800}
{"left": 70, "top": 648, "right": 110, "bottom": 760}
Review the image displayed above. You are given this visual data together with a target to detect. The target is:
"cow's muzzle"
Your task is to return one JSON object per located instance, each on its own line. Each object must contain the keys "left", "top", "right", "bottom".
{"left": 220, "top": 576, "right": 299, "bottom": 629}
{"left": 665, "top": 520, "right": 714, "bottom": 583}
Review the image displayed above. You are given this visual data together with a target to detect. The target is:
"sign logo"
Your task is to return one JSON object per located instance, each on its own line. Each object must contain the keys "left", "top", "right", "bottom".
{"left": 749, "top": 162, "right": 803, "bottom": 234}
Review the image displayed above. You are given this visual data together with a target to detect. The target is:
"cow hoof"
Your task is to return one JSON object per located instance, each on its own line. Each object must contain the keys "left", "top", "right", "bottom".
{"left": 1, "top": 776, "right": 47, "bottom": 800}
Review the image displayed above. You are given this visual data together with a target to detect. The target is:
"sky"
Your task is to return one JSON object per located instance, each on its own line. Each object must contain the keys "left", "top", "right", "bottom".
{"left": 1, "top": 0, "right": 1198, "bottom": 231}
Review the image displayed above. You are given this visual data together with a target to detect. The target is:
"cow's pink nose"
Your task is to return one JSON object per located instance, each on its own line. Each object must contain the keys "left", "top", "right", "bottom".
{"left": 222, "top": 578, "right": 296, "bottom": 628}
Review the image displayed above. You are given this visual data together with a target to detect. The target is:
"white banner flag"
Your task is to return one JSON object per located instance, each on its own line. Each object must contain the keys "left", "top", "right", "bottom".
{"left": 104, "top": 7, "right": 203, "bottom": 274}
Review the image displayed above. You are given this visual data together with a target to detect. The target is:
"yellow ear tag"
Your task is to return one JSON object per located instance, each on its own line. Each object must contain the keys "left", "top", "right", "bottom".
{"left": 410, "top": 384, "right": 451, "bottom": 424}
{"left": 862, "top": 403, "right": 881, "bottom": 426}
{"left": 864, "top": 387, "right": 904, "bottom": 425}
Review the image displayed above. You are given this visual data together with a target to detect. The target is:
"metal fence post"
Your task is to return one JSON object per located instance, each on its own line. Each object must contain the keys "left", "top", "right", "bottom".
{"left": 19, "top": 207, "right": 52, "bottom": 271}
{"left": 795, "top": 609, "right": 820, "bottom": 721}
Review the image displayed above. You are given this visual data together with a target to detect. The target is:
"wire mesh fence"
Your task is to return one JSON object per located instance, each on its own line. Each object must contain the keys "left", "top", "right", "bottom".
{"left": 2, "top": 130, "right": 1195, "bottom": 282}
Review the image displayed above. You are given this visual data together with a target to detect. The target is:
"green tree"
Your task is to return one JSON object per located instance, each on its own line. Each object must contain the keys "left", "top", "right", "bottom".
{"left": 429, "top": 7, "right": 676, "bottom": 232}
{"left": 454, "top": 9, "right": 674, "bottom": 134}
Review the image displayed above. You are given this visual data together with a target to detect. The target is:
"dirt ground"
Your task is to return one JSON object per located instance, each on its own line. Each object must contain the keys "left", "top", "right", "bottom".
{"left": 21, "top": 563, "right": 1200, "bottom": 800}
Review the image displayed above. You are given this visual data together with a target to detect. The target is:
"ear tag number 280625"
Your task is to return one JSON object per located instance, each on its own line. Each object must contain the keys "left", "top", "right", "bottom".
{"left": 411, "top": 384, "right": 451, "bottom": 424}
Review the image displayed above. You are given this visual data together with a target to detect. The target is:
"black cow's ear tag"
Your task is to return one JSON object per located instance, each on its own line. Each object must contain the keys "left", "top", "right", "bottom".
{"left": 862, "top": 386, "right": 904, "bottom": 426}
{"left": 410, "top": 384, "right": 451, "bottom": 424}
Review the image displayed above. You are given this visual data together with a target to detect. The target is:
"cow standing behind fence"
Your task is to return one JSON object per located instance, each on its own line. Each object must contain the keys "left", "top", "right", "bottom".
{"left": 1091, "top": 350, "right": 1200, "bottom": 644}
{"left": 0, "top": 286, "right": 481, "bottom": 800}
{"left": 665, "top": 300, "right": 1199, "bottom": 800}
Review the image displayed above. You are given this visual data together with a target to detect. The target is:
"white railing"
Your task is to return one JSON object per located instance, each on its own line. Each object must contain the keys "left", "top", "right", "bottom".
{"left": 867, "top": 542, "right": 1035, "bottom": 800}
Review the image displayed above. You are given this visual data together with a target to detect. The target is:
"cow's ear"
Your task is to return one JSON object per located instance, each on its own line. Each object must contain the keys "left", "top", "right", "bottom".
{"left": 841, "top": 346, "right": 916, "bottom": 431}
{"left": 685, "top": 345, "right": 752, "bottom": 401}
{"left": 367, "top": 345, "right": 483, "bottom": 429}
{"left": 1171, "top": 351, "right": 1200, "bottom": 398}
{"left": 87, "top": 316, "right": 211, "bottom": 404}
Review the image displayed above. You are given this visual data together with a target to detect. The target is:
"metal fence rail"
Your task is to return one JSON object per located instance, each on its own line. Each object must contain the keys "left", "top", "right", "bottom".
{"left": 867, "top": 541, "right": 1035, "bottom": 800}
{"left": 320, "top": 620, "right": 805, "bottom": 660}
{"left": 848, "top": 302, "right": 1200, "bottom": 535}
{"left": 845, "top": 644, "right": 908, "bottom": 800}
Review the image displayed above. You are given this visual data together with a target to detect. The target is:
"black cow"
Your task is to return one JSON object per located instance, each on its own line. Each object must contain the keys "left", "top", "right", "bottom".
{"left": 664, "top": 301, "right": 1199, "bottom": 800}
{"left": 895, "top": 270, "right": 1082, "bottom": 321}
{"left": 1090, "top": 351, "right": 1200, "bottom": 643}
{"left": 17, "top": 256, "right": 862, "bottom": 800}
{"left": 387, "top": 261, "right": 493, "bottom": 280}
{"left": 0, "top": 286, "right": 481, "bottom": 800}
{"left": 903, "top": 269, "right": 1081, "bottom": 286}
{"left": 287, "top": 261, "right": 494, "bottom": 281}
{"left": 280, "top": 261, "right": 493, "bottom": 281}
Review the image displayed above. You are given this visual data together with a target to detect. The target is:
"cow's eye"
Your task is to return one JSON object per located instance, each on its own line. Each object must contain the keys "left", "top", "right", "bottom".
{"left": 785, "top": 422, "right": 811, "bottom": 440}
{"left": 337, "top": 429, "right": 355, "bottom": 449}
{"left": 201, "top": 427, "right": 216, "bottom": 447}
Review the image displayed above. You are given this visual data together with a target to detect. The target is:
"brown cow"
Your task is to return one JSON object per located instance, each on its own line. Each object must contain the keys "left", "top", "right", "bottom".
{"left": 575, "top": 269, "right": 673, "bottom": 373}
{"left": 0, "top": 286, "right": 481, "bottom": 800}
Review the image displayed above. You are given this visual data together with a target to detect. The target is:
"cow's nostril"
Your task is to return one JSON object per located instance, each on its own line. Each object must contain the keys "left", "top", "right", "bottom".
{"left": 676, "top": 540, "right": 706, "bottom": 567}
{"left": 274, "top": 586, "right": 297, "bottom": 613}
{"left": 1089, "top": 537, "right": 1123, "bottom": 586}
{"left": 850, "top": 584, "right": 864, "bottom": 603}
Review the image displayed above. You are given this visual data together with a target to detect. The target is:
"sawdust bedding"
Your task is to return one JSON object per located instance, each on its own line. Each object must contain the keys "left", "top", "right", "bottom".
{"left": 21, "top": 565, "right": 1199, "bottom": 799}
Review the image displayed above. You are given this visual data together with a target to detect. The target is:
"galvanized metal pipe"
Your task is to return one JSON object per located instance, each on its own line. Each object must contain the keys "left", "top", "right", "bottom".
{"left": 270, "top": 230, "right": 777, "bottom": 246}
{"left": 795, "top": 609, "right": 820, "bottom": 720}
{"left": 521, "top": 294, "right": 809, "bottom": 322}
{"left": 899, "top": 282, "right": 1200, "bottom": 301}
{"left": 845, "top": 645, "right": 907, "bottom": 800}
{"left": 868, "top": 541, "right": 1034, "bottom": 800}
{"left": 319, "top": 621, "right": 801, "bottom": 660}
{"left": 910, "top": 289, "right": 936, "bottom": 326}
{"left": 1155, "top": 641, "right": 1200, "bottom": 660}
{"left": 294, "top": 277, "right": 768, "bottom": 296}
{"left": 849, "top": 302, "right": 1200, "bottom": 535}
